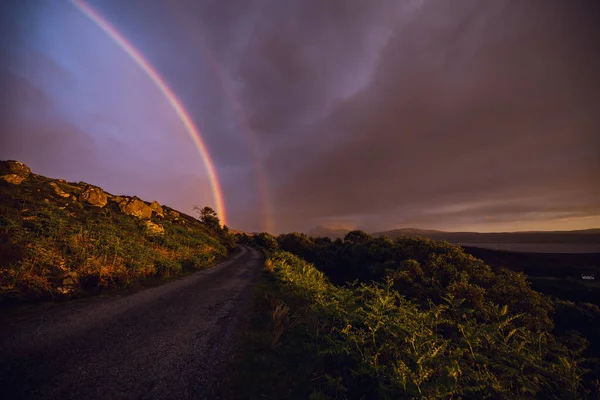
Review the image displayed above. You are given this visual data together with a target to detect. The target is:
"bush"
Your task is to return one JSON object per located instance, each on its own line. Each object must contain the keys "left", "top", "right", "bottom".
{"left": 234, "top": 250, "right": 588, "bottom": 399}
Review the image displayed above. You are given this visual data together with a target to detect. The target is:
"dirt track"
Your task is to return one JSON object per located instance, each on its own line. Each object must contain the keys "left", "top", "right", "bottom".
{"left": 0, "top": 245, "right": 262, "bottom": 400}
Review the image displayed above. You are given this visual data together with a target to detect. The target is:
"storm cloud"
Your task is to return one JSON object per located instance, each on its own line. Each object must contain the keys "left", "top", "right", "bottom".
{"left": 1, "top": 0, "right": 598, "bottom": 233}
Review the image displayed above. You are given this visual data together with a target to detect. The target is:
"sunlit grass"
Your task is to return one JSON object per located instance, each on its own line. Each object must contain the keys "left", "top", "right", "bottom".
{"left": 0, "top": 173, "right": 234, "bottom": 303}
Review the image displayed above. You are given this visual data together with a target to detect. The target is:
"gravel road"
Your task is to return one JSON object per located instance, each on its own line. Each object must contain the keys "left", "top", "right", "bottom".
{"left": 0, "top": 245, "right": 262, "bottom": 400}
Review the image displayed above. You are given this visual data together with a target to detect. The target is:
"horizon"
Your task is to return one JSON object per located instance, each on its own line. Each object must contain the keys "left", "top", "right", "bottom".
{"left": 308, "top": 225, "right": 600, "bottom": 235}
{"left": 4, "top": 157, "right": 599, "bottom": 237}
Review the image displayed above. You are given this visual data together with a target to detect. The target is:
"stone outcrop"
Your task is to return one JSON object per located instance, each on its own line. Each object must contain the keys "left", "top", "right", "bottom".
{"left": 0, "top": 160, "right": 31, "bottom": 185}
{"left": 79, "top": 186, "right": 108, "bottom": 207}
{"left": 59, "top": 272, "right": 79, "bottom": 294}
{"left": 0, "top": 160, "right": 31, "bottom": 176}
{"left": 144, "top": 220, "right": 165, "bottom": 236}
{"left": 150, "top": 201, "right": 164, "bottom": 217}
{"left": 117, "top": 197, "right": 152, "bottom": 219}
{"left": 50, "top": 182, "right": 71, "bottom": 198}
{"left": 1, "top": 174, "right": 26, "bottom": 185}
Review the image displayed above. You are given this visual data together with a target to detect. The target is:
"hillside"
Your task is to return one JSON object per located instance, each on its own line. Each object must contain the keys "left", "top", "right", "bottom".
{"left": 231, "top": 232, "right": 600, "bottom": 398}
{"left": 374, "top": 227, "right": 600, "bottom": 244}
{"left": 0, "top": 160, "right": 235, "bottom": 305}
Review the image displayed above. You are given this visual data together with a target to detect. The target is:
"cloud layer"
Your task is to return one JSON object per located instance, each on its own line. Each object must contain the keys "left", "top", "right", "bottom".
{"left": 1, "top": 0, "right": 599, "bottom": 232}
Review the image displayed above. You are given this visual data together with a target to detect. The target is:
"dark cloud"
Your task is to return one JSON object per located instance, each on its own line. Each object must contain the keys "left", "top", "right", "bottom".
{"left": 1, "top": 0, "right": 598, "bottom": 232}
{"left": 245, "top": 0, "right": 600, "bottom": 232}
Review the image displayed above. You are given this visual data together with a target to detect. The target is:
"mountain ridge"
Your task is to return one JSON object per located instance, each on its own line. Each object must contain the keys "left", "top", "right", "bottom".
{"left": 307, "top": 225, "right": 600, "bottom": 244}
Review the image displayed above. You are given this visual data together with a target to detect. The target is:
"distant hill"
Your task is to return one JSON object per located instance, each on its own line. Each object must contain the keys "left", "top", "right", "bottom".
{"left": 306, "top": 225, "right": 600, "bottom": 253}
{"left": 0, "top": 160, "right": 235, "bottom": 304}
{"left": 309, "top": 225, "right": 600, "bottom": 243}
{"left": 374, "top": 228, "right": 600, "bottom": 245}
{"left": 308, "top": 226, "right": 352, "bottom": 239}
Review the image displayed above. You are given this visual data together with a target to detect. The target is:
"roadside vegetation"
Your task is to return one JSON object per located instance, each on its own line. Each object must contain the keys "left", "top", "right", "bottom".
{"left": 232, "top": 231, "right": 600, "bottom": 399}
{"left": 0, "top": 161, "right": 235, "bottom": 305}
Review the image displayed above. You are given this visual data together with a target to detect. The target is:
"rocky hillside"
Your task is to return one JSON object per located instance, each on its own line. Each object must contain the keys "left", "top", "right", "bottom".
{"left": 0, "top": 160, "right": 235, "bottom": 305}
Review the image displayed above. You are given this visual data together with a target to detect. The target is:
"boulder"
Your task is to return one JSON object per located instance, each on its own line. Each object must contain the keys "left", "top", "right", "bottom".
{"left": 117, "top": 197, "right": 152, "bottom": 219}
{"left": 62, "top": 271, "right": 79, "bottom": 286}
{"left": 79, "top": 186, "right": 108, "bottom": 207}
{"left": 58, "top": 272, "right": 79, "bottom": 294}
{"left": 144, "top": 220, "right": 165, "bottom": 236}
{"left": 0, "top": 160, "right": 31, "bottom": 176}
{"left": 150, "top": 201, "right": 164, "bottom": 217}
{"left": 49, "top": 182, "right": 70, "bottom": 198}
{"left": 1, "top": 174, "right": 26, "bottom": 185}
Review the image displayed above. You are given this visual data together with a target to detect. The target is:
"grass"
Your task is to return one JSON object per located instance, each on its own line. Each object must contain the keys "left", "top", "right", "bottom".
{"left": 0, "top": 170, "right": 234, "bottom": 306}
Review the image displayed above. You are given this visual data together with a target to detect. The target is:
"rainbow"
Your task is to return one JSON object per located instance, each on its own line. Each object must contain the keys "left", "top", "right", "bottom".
{"left": 199, "top": 42, "right": 274, "bottom": 233}
{"left": 165, "top": 3, "right": 274, "bottom": 232}
{"left": 71, "top": 0, "right": 227, "bottom": 225}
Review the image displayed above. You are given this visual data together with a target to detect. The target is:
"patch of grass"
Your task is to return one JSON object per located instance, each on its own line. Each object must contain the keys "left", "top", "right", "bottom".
{"left": 0, "top": 171, "right": 234, "bottom": 305}
{"left": 228, "top": 274, "right": 320, "bottom": 400}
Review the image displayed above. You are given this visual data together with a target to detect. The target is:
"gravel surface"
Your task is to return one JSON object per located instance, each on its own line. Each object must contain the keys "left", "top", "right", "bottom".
{"left": 0, "top": 245, "right": 262, "bottom": 400}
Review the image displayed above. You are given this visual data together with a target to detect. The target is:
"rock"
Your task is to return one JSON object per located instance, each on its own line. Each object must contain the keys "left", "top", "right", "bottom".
{"left": 169, "top": 210, "right": 180, "bottom": 218}
{"left": 144, "top": 220, "right": 165, "bottom": 236}
{"left": 79, "top": 186, "right": 108, "bottom": 207}
{"left": 0, "top": 160, "right": 31, "bottom": 176}
{"left": 59, "top": 272, "right": 79, "bottom": 294}
{"left": 49, "top": 182, "right": 70, "bottom": 198}
{"left": 62, "top": 272, "right": 79, "bottom": 287}
{"left": 117, "top": 197, "right": 152, "bottom": 219}
{"left": 1, "top": 174, "right": 26, "bottom": 185}
{"left": 66, "top": 184, "right": 82, "bottom": 194}
{"left": 150, "top": 201, "right": 164, "bottom": 217}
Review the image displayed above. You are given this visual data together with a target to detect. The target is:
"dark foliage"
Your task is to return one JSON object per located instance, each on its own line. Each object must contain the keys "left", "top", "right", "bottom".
{"left": 234, "top": 230, "right": 600, "bottom": 398}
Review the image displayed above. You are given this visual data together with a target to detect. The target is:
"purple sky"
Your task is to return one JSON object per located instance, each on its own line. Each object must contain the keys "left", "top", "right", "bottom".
{"left": 1, "top": 0, "right": 599, "bottom": 233}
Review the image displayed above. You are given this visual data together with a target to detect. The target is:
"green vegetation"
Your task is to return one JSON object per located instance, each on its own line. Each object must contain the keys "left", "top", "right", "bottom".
{"left": 0, "top": 163, "right": 235, "bottom": 305}
{"left": 232, "top": 231, "right": 600, "bottom": 399}
{"left": 461, "top": 246, "right": 600, "bottom": 305}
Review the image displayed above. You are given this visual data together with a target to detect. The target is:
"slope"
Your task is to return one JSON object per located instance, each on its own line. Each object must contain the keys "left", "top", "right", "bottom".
{"left": 0, "top": 160, "right": 235, "bottom": 305}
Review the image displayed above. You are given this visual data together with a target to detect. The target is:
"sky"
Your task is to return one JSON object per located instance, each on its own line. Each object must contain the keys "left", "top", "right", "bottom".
{"left": 0, "top": 0, "right": 599, "bottom": 234}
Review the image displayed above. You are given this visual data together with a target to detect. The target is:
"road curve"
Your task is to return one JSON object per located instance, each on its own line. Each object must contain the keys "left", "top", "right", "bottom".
{"left": 0, "top": 245, "right": 262, "bottom": 400}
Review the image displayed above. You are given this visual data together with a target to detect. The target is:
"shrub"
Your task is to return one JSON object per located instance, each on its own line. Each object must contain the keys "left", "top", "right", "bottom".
{"left": 236, "top": 251, "right": 587, "bottom": 399}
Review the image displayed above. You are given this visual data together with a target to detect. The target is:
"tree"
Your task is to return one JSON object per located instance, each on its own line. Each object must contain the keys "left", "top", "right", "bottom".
{"left": 193, "top": 206, "right": 220, "bottom": 230}
{"left": 254, "top": 232, "right": 279, "bottom": 251}
{"left": 277, "top": 232, "right": 313, "bottom": 256}
{"left": 344, "top": 230, "right": 371, "bottom": 244}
